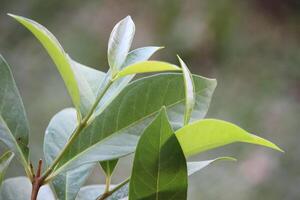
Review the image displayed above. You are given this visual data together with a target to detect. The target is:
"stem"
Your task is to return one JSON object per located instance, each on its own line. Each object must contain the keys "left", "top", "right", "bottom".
{"left": 41, "top": 79, "right": 114, "bottom": 183}
{"left": 97, "top": 178, "right": 130, "bottom": 200}
{"left": 31, "top": 160, "right": 43, "bottom": 200}
{"left": 104, "top": 175, "right": 111, "bottom": 193}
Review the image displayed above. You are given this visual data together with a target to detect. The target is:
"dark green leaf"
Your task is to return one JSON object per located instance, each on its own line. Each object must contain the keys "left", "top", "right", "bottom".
{"left": 100, "top": 159, "right": 118, "bottom": 177}
{"left": 44, "top": 108, "right": 94, "bottom": 200}
{"left": 0, "top": 151, "right": 14, "bottom": 185}
{"left": 50, "top": 73, "right": 216, "bottom": 178}
{"left": 129, "top": 108, "right": 187, "bottom": 199}
{"left": 0, "top": 55, "right": 31, "bottom": 177}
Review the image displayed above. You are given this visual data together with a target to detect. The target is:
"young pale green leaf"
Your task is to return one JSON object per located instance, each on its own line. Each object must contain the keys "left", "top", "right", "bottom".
{"left": 70, "top": 58, "right": 106, "bottom": 116}
{"left": 8, "top": 14, "right": 80, "bottom": 113}
{"left": 0, "top": 55, "right": 31, "bottom": 177}
{"left": 97, "top": 47, "right": 162, "bottom": 176}
{"left": 114, "top": 61, "right": 180, "bottom": 80}
{"left": 176, "top": 119, "right": 283, "bottom": 157}
{"left": 129, "top": 108, "right": 188, "bottom": 200}
{"left": 187, "top": 157, "right": 236, "bottom": 176}
{"left": 49, "top": 73, "right": 216, "bottom": 178}
{"left": 44, "top": 108, "right": 94, "bottom": 200}
{"left": 0, "top": 177, "right": 55, "bottom": 200}
{"left": 177, "top": 56, "right": 195, "bottom": 125}
{"left": 108, "top": 16, "right": 135, "bottom": 76}
{"left": 0, "top": 151, "right": 14, "bottom": 185}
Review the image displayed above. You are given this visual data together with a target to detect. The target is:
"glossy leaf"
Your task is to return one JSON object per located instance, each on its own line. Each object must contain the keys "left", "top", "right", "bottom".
{"left": 187, "top": 157, "right": 236, "bottom": 176}
{"left": 70, "top": 58, "right": 106, "bottom": 116}
{"left": 50, "top": 73, "right": 216, "bottom": 177}
{"left": 76, "top": 185, "right": 106, "bottom": 200}
{"left": 114, "top": 61, "right": 180, "bottom": 79}
{"left": 89, "top": 158, "right": 234, "bottom": 200}
{"left": 44, "top": 108, "right": 94, "bottom": 200}
{"left": 95, "top": 46, "right": 163, "bottom": 116}
{"left": 0, "top": 55, "right": 31, "bottom": 177}
{"left": 108, "top": 16, "right": 135, "bottom": 76}
{"left": 129, "top": 108, "right": 187, "bottom": 200}
{"left": 76, "top": 184, "right": 127, "bottom": 200}
{"left": 8, "top": 14, "right": 80, "bottom": 113}
{"left": 0, "top": 151, "right": 14, "bottom": 185}
{"left": 0, "top": 177, "right": 55, "bottom": 200}
{"left": 176, "top": 119, "right": 283, "bottom": 157}
{"left": 96, "top": 46, "right": 163, "bottom": 177}
{"left": 177, "top": 56, "right": 195, "bottom": 125}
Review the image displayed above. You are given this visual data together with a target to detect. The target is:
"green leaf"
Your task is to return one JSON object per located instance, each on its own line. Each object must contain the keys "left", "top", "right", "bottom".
{"left": 129, "top": 108, "right": 187, "bottom": 200}
{"left": 8, "top": 14, "right": 80, "bottom": 113}
{"left": 100, "top": 159, "right": 118, "bottom": 177}
{"left": 86, "top": 158, "right": 234, "bottom": 200}
{"left": 0, "top": 55, "right": 31, "bottom": 177}
{"left": 176, "top": 119, "right": 283, "bottom": 157}
{"left": 50, "top": 73, "right": 216, "bottom": 178}
{"left": 177, "top": 56, "right": 195, "bottom": 125}
{"left": 0, "top": 177, "right": 55, "bottom": 200}
{"left": 95, "top": 46, "right": 163, "bottom": 117}
{"left": 0, "top": 151, "right": 14, "bottom": 185}
{"left": 70, "top": 58, "right": 106, "bottom": 116}
{"left": 187, "top": 157, "right": 236, "bottom": 176}
{"left": 44, "top": 108, "right": 94, "bottom": 200}
{"left": 108, "top": 16, "right": 135, "bottom": 77}
{"left": 114, "top": 61, "right": 180, "bottom": 79}
{"left": 98, "top": 46, "right": 163, "bottom": 177}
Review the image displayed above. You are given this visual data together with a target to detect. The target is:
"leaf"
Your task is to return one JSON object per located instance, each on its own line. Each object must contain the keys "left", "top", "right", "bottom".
{"left": 176, "top": 119, "right": 283, "bottom": 157}
{"left": 100, "top": 159, "right": 118, "bottom": 177}
{"left": 97, "top": 46, "right": 162, "bottom": 176}
{"left": 129, "top": 108, "right": 188, "bottom": 200}
{"left": 0, "top": 151, "right": 14, "bottom": 185}
{"left": 95, "top": 46, "right": 163, "bottom": 117}
{"left": 50, "top": 73, "right": 216, "bottom": 178}
{"left": 70, "top": 58, "right": 106, "bottom": 116}
{"left": 8, "top": 14, "right": 80, "bottom": 113}
{"left": 0, "top": 177, "right": 55, "bottom": 200}
{"left": 0, "top": 55, "right": 31, "bottom": 177}
{"left": 85, "top": 158, "right": 234, "bottom": 200}
{"left": 177, "top": 56, "right": 195, "bottom": 125}
{"left": 76, "top": 185, "right": 106, "bottom": 200}
{"left": 114, "top": 61, "right": 180, "bottom": 79}
{"left": 44, "top": 108, "right": 94, "bottom": 200}
{"left": 108, "top": 16, "right": 135, "bottom": 77}
{"left": 187, "top": 157, "right": 236, "bottom": 176}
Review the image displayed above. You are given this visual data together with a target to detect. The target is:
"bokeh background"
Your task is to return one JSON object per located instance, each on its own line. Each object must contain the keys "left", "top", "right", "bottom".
{"left": 1, "top": 0, "right": 299, "bottom": 199}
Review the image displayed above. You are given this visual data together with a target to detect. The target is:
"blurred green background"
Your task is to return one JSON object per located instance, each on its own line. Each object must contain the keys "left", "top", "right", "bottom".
{"left": 0, "top": 0, "right": 299, "bottom": 199}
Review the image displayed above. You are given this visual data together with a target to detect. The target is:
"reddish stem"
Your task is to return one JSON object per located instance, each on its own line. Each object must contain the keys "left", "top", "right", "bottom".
{"left": 31, "top": 159, "right": 43, "bottom": 200}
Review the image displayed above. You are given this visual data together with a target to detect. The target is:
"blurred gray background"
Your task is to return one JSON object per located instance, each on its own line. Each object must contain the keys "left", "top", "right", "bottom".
{"left": 0, "top": 0, "right": 299, "bottom": 199}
